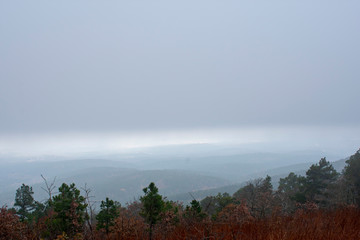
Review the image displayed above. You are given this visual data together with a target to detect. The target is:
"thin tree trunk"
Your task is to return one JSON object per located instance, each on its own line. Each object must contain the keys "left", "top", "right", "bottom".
{"left": 149, "top": 223, "right": 153, "bottom": 240}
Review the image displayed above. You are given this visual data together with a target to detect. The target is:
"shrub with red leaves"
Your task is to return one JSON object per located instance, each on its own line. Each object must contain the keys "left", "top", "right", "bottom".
{"left": 0, "top": 207, "right": 30, "bottom": 240}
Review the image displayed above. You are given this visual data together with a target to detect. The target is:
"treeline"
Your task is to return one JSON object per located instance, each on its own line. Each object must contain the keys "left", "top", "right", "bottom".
{"left": 1, "top": 149, "right": 360, "bottom": 240}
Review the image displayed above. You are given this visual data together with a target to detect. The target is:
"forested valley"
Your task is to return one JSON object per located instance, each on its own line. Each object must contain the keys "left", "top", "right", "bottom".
{"left": 1, "top": 149, "right": 360, "bottom": 240}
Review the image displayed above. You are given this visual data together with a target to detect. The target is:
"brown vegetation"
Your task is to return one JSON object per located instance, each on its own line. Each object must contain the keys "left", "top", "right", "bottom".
{"left": 1, "top": 204, "right": 359, "bottom": 240}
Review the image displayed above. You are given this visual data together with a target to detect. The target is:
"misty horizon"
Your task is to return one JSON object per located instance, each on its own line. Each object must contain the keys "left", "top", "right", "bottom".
{"left": 0, "top": 126, "right": 358, "bottom": 160}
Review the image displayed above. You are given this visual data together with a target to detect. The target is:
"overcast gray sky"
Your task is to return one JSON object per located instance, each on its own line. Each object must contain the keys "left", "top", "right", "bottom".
{"left": 1, "top": 0, "right": 360, "bottom": 137}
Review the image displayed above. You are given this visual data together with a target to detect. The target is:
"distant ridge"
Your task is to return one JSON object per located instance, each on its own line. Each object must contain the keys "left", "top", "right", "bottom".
{"left": 168, "top": 157, "right": 348, "bottom": 204}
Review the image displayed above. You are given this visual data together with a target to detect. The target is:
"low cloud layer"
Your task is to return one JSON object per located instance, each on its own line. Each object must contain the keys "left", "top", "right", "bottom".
{"left": 1, "top": 126, "right": 359, "bottom": 159}
{"left": 1, "top": 1, "right": 359, "bottom": 135}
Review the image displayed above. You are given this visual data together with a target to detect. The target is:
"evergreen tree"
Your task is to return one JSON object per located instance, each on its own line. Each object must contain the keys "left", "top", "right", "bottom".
{"left": 140, "top": 182, "right": 165, "bottom": 240}
{"left": 188, "top": 200, "right": 202, "bottom": 216}
{"left": 277, "top": 172, "right": 307, "bottom": 212}
{"left": 343, "top": 149, "right": 360, "bottom": 206}
{"left": 200, "top": 192, "right": 232, "bottom": 218}
{"left": 305, "top": 157, "right": 338, "bottom": 206}
{"left": 184, "top": 200, "right": 206, "bottom": 221}
{"left": 14, "top": 184, "right": 36, "bottom": 221}
{"left": 96, "top": 197, "right": 120, "bottom": 234}
{"left": 50, "top": 183, "right": 87, "bottom": 237}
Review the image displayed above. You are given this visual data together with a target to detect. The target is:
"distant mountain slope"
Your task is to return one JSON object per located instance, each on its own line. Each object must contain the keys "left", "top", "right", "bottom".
{"left": 0, "top": 159, "right": 136, "bottom": 193}
{"left": 0, "top": 167, "right": 230, "bottom": 207}
{"left": 0, "top": 150, "right": 348, "bottom": 207}
{"left": 59, "top": 167, "right": 231, "bottom": 204}
{"left": 140, "top": 151, "right": 335, "bottom": 182}
{"left": 168, "top": 157, "right": 348, "bottom": 204}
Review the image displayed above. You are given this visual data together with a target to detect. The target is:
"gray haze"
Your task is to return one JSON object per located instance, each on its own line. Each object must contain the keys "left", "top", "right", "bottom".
{"left": 1, "top": 1, "right": 359, "bottom": 137}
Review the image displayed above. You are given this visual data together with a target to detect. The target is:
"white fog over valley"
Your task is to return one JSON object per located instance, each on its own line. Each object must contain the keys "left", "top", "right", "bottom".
{"left": 0, "top": 126, "right": 358, "bottom": 206}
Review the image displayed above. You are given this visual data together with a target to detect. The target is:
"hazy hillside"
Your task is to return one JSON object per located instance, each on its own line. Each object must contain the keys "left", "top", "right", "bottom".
{"left": 168, "top": 157, "right": 348, "bottom": 204}
{"left": 0, "top": 144, "right": 348, "bottom": 207}
{"left": 135, "top": 149, "right": 340, "bottom": 182}
{"left": 0, "top": 166, "right": 230, "bottom": 207}
{"left": 0, "top": 159, "right": 136, "bottom": 194}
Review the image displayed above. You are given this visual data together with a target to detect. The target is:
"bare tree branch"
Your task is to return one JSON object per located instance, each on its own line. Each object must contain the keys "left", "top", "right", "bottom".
{"left": 81, "top": 183, "right": 96, "bottom": 240}
{"left": 40, "top": 174, "right": 57, "bottom": 203}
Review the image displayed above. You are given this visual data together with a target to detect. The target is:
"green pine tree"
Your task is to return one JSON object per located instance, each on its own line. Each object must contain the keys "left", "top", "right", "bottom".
{"left": 140, "top": 182, "right": 165, "bottom": 240}
{"left": 14, "top": 184, "right": 36, "bottom": 221}
{"left": 305, "top": 157, "right": 338, "bottom": 206}
{"left": 96, "top": 197, "right": 120, "bottom": 234}
{"left": 50, "top": 183, "right": 87, "bottom": 237}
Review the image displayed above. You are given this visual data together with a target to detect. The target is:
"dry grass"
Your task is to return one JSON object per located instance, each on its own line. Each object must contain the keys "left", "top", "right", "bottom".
{"left": 2, "top": 206, "right": 359, "bottom": 239}
{"left": 155, "top": 207, "right": 360, "bottom": 240}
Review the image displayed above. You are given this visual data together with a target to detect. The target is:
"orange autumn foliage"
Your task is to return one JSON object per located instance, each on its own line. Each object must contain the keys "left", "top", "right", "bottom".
{"left": 0, "top": 207, "right": 32, "bottom": 240}
{"left": 90, "top": 205, "right": 360, "bottom": 240}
